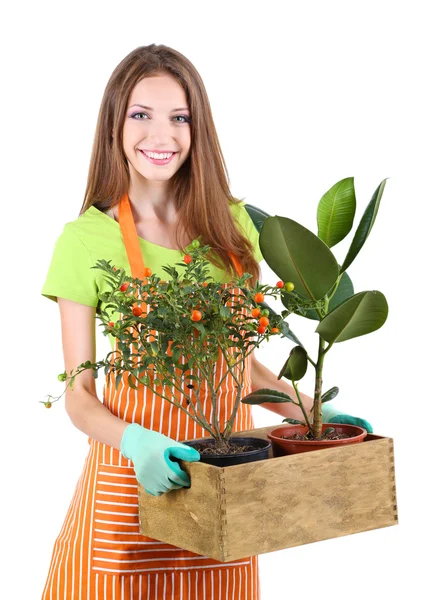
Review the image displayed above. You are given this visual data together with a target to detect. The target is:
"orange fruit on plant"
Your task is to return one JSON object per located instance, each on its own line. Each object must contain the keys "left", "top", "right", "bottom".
{"left": 132, "top": 305, "right": 143, "bottom": 317}
{"left": 259, "top": 316, "right": 269, "bottom": 327}
{"left": 144, "top": 268, "right": 152, "bottom": 277}
{"left": 257, "top": 325, "right": 267, "bottom": 334}
{"left": 251, "top": 308, "right": 261, "bottom": 318}
{"left": 271, "top": 327, "right": 279, "bottom": 333}
{"left": 254, "top": 292, "right": 265, "bottom": 303}
{"left": 276, "top": 280, "right": 284, "bottom": 288}
{"left": 191, "top": 310, "right": 202, "bottom": 322}
{"left": 184, "top": 254, "right": 193, "bottom": 264}
{"left": 119, "top": 283, "right": 129, "bottom": 292}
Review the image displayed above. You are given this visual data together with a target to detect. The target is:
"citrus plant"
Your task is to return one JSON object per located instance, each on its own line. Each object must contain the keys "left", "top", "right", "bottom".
{"left": 43, "top": 241, "right": 317, "bottom": 451}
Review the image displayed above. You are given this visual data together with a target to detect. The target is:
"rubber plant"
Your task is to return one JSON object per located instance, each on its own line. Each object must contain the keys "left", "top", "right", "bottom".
{"left": 44, "top": 241, "right": 311, "bottom": 452}
{"left": 241, "top": 177, "right": 389, "bottom": 440}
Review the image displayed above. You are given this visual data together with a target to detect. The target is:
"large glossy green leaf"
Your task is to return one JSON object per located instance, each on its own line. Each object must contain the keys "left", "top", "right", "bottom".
{"left": 244, "top": 203, "right": 271, "bottom": 232}
{"left": 317, "top": 177, "right": 356, "bottom": 247}
{"left": 260, "top": 216, "right": 339, "bottom": 301}
{"left": 278, "top": 346, "right": 308, "bottom": 381}
{"left": 340, "top": 179, "right": 387, "bottom": 273}
{"left": 316, "top": 290, "right": 388, "bottom": 343}
{"left": 241, "top": 388, "right": 295, "bottom": 404}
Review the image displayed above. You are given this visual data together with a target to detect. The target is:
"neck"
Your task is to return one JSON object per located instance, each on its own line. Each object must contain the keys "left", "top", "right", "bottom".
{"left": 128, "top": 178, "right": 177, "bottom": 224}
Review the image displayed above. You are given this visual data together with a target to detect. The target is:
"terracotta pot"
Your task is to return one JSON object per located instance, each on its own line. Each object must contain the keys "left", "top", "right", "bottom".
{"left": 182, "top": 436, "right": 271, "bottom": 467}
{"left": 267, "top": 423, "right": 367, "bottom": 456}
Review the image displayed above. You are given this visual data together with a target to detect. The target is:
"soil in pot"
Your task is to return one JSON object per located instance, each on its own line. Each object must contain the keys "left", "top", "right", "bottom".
{"left": 282, "top": 427, "right": 356, "bottom": 441}
{"left": 268, "top": 423, "right": 368, "bottom": 456}
{"left": 181, "top": 436, "right": 271, "bottom": 467}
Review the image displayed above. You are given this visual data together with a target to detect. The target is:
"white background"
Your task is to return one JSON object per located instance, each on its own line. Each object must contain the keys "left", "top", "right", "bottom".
{"left": 2, "top": 1, "right": 430, "bottom": 598}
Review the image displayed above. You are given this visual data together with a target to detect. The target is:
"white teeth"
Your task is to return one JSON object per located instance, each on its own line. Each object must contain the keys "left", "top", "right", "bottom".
{"left": 143, "top": 151, "right": 174, "bottom": 159}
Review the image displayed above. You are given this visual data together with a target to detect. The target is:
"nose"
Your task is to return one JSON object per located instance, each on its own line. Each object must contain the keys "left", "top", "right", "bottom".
{"left": 145, "top": 116, "right": 175, "bottom": 141}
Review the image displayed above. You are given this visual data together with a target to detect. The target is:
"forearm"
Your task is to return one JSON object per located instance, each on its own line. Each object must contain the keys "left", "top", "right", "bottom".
{"left": 251, "top": 358, "right": 313, "bottom": 421}
{"left": 65, "top": 387, "right": 129, "bottom": 450}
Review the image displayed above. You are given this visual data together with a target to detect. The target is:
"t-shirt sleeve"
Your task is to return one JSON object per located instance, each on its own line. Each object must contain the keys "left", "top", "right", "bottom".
{"left": 41, "top": 223, "right": 99, "bottom": 307}
{"left": 235, "top": 201, "right": 264, "bottom": 263}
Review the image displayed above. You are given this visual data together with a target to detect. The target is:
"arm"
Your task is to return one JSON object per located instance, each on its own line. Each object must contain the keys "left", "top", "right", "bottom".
{"left": 250, "top": 351, "right": 314, "bottom": 421}
{"left": 58, "top": 298, "right": 129, "bottom": 450}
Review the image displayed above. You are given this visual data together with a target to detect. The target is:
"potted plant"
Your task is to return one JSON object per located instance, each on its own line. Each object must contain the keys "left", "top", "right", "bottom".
{"left": 44, "top": 240, "right": 312, "bottom": 466}
{"left": 241, "top": 176, "right": 389, "bottom": 455}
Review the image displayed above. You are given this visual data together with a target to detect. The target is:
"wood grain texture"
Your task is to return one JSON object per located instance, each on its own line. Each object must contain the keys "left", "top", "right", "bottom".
{"left": 138, "top": 424, "right": 398, "bottom": 561}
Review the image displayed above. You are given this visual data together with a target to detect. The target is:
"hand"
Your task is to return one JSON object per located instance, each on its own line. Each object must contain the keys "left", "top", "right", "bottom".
{"left": 120, "top": 423, "right": 201, "bottom": 496}
{"left": 321, "top": 402, "right": 373, "bottom": 433}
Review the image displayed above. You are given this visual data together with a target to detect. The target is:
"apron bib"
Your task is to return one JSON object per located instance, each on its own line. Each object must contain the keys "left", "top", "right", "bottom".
{"left": 42, "top": 193, "right": 260, "bottom": 599}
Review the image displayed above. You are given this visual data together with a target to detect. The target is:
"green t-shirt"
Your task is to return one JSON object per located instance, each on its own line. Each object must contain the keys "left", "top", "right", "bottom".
{"left": 41, "top": 201, "right": 263, "bottom": 349}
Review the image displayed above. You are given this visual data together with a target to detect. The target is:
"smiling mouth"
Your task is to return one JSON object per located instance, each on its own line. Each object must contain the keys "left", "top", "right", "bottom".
{"left": 138, "top": 150, "right": 178, "bottom": 165}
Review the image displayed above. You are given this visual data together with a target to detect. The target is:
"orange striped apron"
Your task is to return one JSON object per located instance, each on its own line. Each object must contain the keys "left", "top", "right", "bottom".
{"left": 42, "top": 193, "right": 260, "bottom": 599}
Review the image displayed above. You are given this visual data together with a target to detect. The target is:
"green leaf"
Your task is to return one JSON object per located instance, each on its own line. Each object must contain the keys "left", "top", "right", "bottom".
{"left": 241, "top": 388, "right": 294, "bottom": 404}
{"left": 341, "top": 179, "right": 387, "bottom": 273}
{"left": 193, "top": 322, "right": 207, "bottom": 341}
{"left": 260, "top": 216, "right": 339, "bottom": 301}
{"left": 317, "top": 177, "right": 356, "bottom": 248}
{"left": 127, "top": 374, "right": 138, "bottom": 390}
{"left": 321, "top": 386, "right": 339, "bottom": 403}
{"left": 172, "top": 347, "right": 182, "bottom": 364}
{"left": 243, "top": 203, "right": 271, "bottom": 233}
{"left": 316, "top": 290, "right": 388, "bottom": 343}
{"left": 278, "top": 346, "right": 308, "bottom": 381}
{"left": 282, "top": 418, "right": 305, "bottom": 425}
{"left": 220, "top": 306, "right": 231, "bottom": 319}
{"left": 115, "top": 372, "right": 123, "bottom": 390}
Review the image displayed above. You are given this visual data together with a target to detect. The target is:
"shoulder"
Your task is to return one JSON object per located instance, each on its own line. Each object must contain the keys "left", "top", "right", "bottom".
{"left": 40, "top": 207, "right": 114, "bottom": 308}
{"left": 228, "top": 198, "right": 257, "bottom": 234}
{"left": 228, "top": 198, "right": 263, "bottom": 262}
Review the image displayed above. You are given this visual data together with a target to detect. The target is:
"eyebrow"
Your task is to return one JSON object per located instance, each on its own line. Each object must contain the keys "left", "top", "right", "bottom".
{"left": 129, "top": 104, "right": 190, "bottom": 112}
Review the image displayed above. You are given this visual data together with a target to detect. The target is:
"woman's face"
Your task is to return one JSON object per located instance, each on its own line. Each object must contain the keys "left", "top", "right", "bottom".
{"left": 122, "top": 74, "right": 192, "bottom": 183}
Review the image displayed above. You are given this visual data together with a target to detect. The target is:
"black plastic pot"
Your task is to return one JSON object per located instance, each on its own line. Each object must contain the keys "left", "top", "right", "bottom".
{"left": 181, "top": 436, "right": 271, "bottom": 467}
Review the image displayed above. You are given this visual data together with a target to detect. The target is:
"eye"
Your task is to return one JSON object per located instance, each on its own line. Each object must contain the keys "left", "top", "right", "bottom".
{"left": 131, "top": 112, "right": 149, "bottom": 120}
{"left": 173, "top": 115, "right": 191, "bottom": 123}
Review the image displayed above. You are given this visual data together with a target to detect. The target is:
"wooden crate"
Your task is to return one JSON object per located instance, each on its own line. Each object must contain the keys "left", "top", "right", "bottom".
{"left": 137, "top": 424, "right": 398, "bottom": 562}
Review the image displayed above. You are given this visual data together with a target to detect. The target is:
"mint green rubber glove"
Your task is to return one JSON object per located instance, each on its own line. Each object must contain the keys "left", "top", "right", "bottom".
{"left": 321, "top": 402, "right": 373, "bottom": 433}
{"left": 120, "top": 423, "right": 201, "bottom": 496}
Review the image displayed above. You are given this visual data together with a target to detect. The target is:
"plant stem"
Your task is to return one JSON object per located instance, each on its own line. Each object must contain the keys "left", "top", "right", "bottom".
{"left": 312, "top": 335, "right": 326, "bottom": 439}
{"left": 327, "top": 274, "right": 343, "bottom": 302}
{"left": 292, "top": 381, "right": 313, "bottom": 433}
{"left": 306, "top": 354, "right": 317, "bottom": 368}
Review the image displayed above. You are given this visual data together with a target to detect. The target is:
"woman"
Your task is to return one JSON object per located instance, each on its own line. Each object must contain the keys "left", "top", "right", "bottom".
{"left": 41, "top": 44, "right": 371, "bottom": 599}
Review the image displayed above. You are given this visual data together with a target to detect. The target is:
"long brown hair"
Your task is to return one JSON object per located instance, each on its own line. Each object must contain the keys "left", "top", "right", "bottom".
{"left": 80, "top": 44, "right": 261, "bottom": 286}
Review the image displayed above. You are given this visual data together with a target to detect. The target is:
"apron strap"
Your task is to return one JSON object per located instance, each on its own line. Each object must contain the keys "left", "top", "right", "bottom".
{"left": 117, "top": 192, "right": 244, "bottom": 279}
